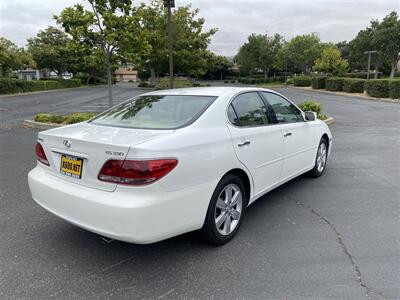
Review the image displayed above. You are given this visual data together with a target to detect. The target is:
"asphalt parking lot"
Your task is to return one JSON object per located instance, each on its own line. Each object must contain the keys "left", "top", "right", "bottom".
{"left": 0, "top": 84, "right": 399, "bottom": 299}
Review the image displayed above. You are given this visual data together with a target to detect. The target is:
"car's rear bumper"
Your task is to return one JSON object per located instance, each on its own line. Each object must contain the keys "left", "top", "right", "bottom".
{"left": 28, "top": 166, "right": 215, "bottom": 244}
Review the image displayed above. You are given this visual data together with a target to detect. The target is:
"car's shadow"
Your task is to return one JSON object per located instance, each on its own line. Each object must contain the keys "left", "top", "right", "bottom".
{"left": 46, "top": 174, "right": 309, "bottom": 252}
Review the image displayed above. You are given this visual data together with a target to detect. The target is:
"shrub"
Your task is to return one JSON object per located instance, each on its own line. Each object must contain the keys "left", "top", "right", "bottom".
{"left": 273, "top": 76, "right": 285, "bottom": 83}
{"left": 389, "top": 80, "right": 400, "bottom": 99}
{"left": 312, "top": 77, "right": 326, "bottom": 89}
{"left": 0, "top": 78, "right": 80, "bottom": 94}
{"left": 326, "top": 78, "right": 344, "bottom": 91}
{"left": 230, "top": 80, "right": 236, "bottom": 83}
{"left": 297, "top": 101, "right": 321, "bottom": 115}
{"left": 285, "top": 78, "right": 293, "bottom": 85}
{"left": 344, "top": 72, "right": 368, "bottom": 79}
{"left": 155, "top": 77, "right": 193, "bottom": 90}
{"left": 60, "top": 79, "right": 81, "bottom": 88}
{"left": 342, "top": 78, "right": 365, "bottom": 93}
{"left": 34, "top": 113, "right": 64, "bottom": 124}
{"left": 365, "top": 79, "right": 390, "bottom": 98}
{"left": 138, "top": 81, "right": 149, "bottom": 87}
{"left": 0, "top": 78, "right": 19, "bottom": 94}
{"left": 34, "top": 112, "right": 96, "bottom": 124}
{"left": 63, "top": 112, "right": 96, "bottom": 124}
{"left": 298, "top": 100, "right": 328, "bottom": 120}
{"left": 293, "top": 76, "right": 311, "bottom": 87}
{"left": 224, "top": 80, "right": 229, "bottom": 83}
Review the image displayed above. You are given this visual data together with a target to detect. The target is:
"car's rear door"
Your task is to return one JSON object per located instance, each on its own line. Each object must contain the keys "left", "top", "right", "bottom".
{"left": 227, "top": 92, "right": 284, "bottom": 198}
{"left": 261, "top": 92, "right": 316, "bottom": 180}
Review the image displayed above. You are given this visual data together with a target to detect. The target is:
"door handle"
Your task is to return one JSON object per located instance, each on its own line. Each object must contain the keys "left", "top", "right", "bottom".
{"left": 237, "top": 140, "right": 251, "bottom": 147}
{"left": 283, "top": 132, "right": 292, "bottom": 137}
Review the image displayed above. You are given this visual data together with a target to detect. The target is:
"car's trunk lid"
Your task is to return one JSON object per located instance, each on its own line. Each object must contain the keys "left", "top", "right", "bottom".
{"left": 38, "top": 122, "right": 174, "bottom": 192}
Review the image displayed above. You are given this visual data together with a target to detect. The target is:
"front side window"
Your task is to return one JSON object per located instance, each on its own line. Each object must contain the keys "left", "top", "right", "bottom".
{"left": 229, "top": 92, "right": 269, "bottom": 127}
{"left": 90, "top": 95, "right": 216, "bottom": 129}
{"left": 262, "top": 92, "right": 304, "bottom": 123}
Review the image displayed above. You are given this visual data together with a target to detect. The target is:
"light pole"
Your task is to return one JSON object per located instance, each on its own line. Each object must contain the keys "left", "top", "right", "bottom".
{"left": 163, "top": 0, "right": 175, "bottom": 89}
{"left": 364, "top": 50, "right": 377, "bottom": 80}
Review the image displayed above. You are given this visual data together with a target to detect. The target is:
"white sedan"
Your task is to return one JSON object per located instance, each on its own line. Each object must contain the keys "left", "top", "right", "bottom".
{"left": 28, "top": 87, "right": 332, "bottom": 245}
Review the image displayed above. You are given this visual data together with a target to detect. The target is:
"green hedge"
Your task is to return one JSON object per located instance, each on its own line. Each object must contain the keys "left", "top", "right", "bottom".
{"left": 342, "top": 78, "right": 365, "bottom": 93}
{"left": 155, "top": 77, "right": 194, "bottom": 90}
{"left": 238, "top": 77, "right": 285, "bottom": 85}
{"left": 0, "top": 78, "right": 81, "bottom": 94}
{"left": 312, "top": 77, "right": 326, "bottom": 89}
{"left": 389, "top": 80, "right": 400, "bottom": 99}
{"left": 326, "top": 78, "right": 344, "bottom": 91}
{"left": 63, "top": 112, "right": 96, "bottom": 124}
{"left": 34, "top": 112, "right": 96, "bottom": 124}
{"left": 365, "top": 80, "right": 390, "bottom": 98}
{"left": 0, "top": 79, "right": 19, "bottom": 94}
{"left": 293, "top": 76, "right": 312, "bottom": 87}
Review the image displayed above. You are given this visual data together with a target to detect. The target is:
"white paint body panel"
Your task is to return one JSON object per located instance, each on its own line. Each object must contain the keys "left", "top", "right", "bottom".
{"left": 28, "top": 87, "right": 332, "bottom": 244}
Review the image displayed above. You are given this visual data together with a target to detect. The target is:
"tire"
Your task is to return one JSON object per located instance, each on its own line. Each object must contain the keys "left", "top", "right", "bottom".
{"left": 201, "top": 174, "right": 247, "bottom": 245}
{"left": 307, "top": 137, "right": 328, "bottom": 178}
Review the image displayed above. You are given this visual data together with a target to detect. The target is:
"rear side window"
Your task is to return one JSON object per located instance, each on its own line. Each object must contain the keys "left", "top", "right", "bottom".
{"left": 91, "top": 95, "right": 216, "bottom": 129}
{"left": 229, "top": 92, "right": 269, "bottom": 127}
{"left": 262, "top": 92, "right": 303, "bottom": 123}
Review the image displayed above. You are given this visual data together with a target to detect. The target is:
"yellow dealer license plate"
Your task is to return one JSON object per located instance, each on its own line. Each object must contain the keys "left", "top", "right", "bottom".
{"left": 60, "top": 154, "right": 83, "bottom": 179}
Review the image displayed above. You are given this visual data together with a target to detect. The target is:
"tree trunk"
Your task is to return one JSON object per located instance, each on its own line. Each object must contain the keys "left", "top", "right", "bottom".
{"left": 150, "top": 67, "right": 156, "bottom": 85}
{"left": 105, "top": 50, "right": 113, "bottom": 107}
{"left": 374, "top": 65, "right": 378, "bottom": 79}
{"left": 389, "top": 58, "right": 396, "bottom": 79}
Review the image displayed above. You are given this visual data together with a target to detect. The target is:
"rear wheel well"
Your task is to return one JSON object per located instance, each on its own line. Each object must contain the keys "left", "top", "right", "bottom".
{"left": 223, "top": 169, "right": 251, "bottom": 203}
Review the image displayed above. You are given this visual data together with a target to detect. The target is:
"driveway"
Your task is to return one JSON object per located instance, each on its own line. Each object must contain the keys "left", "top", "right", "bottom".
{"left": 0, "top": 85, "right": 399, "bottom": 299}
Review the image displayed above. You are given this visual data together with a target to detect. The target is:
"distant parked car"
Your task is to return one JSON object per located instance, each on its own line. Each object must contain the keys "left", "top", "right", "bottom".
{"left": 28, "top": 87, "right": 332, "bottom": 245}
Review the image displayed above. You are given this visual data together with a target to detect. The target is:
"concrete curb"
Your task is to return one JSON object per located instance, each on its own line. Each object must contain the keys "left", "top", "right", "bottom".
{"left": 290, "top": 86, "right": 400, "bottom": 103}
{"left": 22, "top": 120, "right": 63, "bottom": 130}
{"left": 323, "top": 117, "right": 335, "bottom": 125}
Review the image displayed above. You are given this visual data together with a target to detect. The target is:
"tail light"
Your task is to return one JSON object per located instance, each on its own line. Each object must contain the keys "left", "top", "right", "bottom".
{"left": 98, "top": 159, "right": 178, "bottom": 186}
{"left": 35, "top": 142, "right": 49, "bottom": 166}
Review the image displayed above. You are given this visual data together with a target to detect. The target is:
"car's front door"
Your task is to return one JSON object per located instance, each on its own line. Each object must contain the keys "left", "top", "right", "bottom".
{"left": 227, "top": 92, "right": 284, "bottom": 199}
{"left": 261, "top": 92, "right": 316, "bottom": 180}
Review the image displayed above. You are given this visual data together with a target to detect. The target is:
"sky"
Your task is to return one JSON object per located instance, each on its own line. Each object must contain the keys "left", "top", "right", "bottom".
{"left": 0, "top": 0, "right": 399, "bottom": 56}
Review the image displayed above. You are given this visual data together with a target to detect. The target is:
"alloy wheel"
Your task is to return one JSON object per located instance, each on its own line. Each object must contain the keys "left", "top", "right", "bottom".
{"left": 316, "top": 142, "right": 327, "bottom": 173}
{"left": 214, "top": 183, "right": 243, "bottom": 235}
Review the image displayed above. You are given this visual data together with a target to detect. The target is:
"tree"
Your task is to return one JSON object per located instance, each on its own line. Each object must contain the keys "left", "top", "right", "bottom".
{"left": 0, "top": 37, "right": 35, "bottom": 77}
{"left": 335, "top": 41, "right": 350, "bottom": 61}
{"left": 56, "top": 0, "right": 139, "bottom": 107}
{"left": 135, "top": 0, "right": 217, "bottom": 83}
{"left": 203, "top": 52, "right": 233, "bottom": 80}
{"left": 276, "top": 34, "right": 322, "bottom": 74}
{"left": 314, "top": 46, "right": 349, "bottom": 75}
{"left": 373, "top": 11, "right": 400, "bottom": 79}
{"left": 235, "top": 33, "right": 283, "bottom": 77}
{"left": 348, "top": 22, "right": 378, "bottom": 72}
{"left": 27, "top": 27, "right": 72, "bottom": 77}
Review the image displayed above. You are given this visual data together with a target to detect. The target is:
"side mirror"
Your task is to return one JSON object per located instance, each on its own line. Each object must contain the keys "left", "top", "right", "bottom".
{"left": 304, "top": 111, "right": 317, "bottom": 121}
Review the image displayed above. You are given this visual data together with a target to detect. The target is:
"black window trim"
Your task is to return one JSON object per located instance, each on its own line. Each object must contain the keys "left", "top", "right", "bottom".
{"left": 259, "top": 91, "right": 306, "bottom": 124}
{"left": 226, "top": 91, "right": 273, "bottom": 128}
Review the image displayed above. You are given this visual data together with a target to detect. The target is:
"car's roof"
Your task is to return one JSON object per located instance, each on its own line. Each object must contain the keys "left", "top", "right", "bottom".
{"left": 143, "top": 86, "right": 274, "bottom": 97}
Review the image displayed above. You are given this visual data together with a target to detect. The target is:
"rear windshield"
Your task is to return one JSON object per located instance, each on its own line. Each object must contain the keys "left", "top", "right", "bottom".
{"left": 90, "top": 95, "right": 216, "bottom": 129}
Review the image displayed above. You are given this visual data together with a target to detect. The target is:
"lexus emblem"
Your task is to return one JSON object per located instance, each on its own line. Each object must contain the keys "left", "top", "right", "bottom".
{"left": 63, "top": 140, "right": 71, "bottom": 148}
